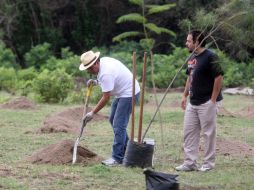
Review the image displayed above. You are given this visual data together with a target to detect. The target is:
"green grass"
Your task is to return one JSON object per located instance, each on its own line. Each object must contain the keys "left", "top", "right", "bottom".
{"left": 0, "top": 93, "right": 254, "bottom": 189}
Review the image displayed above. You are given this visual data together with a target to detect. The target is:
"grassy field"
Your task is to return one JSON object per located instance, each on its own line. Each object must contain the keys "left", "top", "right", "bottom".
{"left": 0, "top": 92, "right": 254, "bottom": 190}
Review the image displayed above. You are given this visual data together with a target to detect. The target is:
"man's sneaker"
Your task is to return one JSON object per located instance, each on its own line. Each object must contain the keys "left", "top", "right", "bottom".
{"left": 199, "top": 165, "right": 213, "bottom": 172}
{"left": 175, "top": 164, "right": 197, "bottom": 172}
{"left": 101, "top": 158, "right": 120, "bottom": 167}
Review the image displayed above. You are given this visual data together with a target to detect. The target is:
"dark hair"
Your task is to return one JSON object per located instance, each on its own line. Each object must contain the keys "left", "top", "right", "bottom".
{"left": 189, "top": 30, "right": 206, "bottom": 47}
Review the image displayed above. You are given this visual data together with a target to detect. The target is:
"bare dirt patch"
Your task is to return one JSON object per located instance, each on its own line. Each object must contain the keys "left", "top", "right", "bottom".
{"left": 238, "top": 106, "right": 254, "bottom": 119}
{"left": 25, "top": 139, "right": 103, "bottom": 165}
{"left": 0, "top": 96, "right": 36, "bottom": 110}
{"left": 0, "top": 165, "right": 13, "bottom": 177}
{"left": 200, "top": 138, "right": 254, "bottom": 158}
{"left": 39, "top": 106, "right": 108, "bottom": 133}
{"left": 217, "top": 106, "right": 236, "bottom": 117}
{"left": 39, "top": 172, "right": 80, "bottom": 181}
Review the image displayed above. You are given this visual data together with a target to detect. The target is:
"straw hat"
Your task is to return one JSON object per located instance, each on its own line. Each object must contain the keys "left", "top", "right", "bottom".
{"left": 79, "top": 50, "right": 100, "bottom": 71}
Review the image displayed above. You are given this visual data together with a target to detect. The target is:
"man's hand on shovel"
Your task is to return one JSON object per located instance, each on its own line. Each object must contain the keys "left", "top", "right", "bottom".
{"left": 83, "top": 111, "right": 94, "bottom": 122}
{"left": 86, "top": 79, "right": 98, "bottom": 86}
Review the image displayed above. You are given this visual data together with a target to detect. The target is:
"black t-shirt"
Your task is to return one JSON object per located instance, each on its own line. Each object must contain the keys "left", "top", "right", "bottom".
{"left": 186, "top": 49, "right": 224, "bottom": 105}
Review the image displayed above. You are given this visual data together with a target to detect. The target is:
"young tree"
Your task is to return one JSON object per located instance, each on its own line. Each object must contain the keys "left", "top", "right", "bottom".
{"left": 113, "top": 0, "right": 176, "bottom": 51}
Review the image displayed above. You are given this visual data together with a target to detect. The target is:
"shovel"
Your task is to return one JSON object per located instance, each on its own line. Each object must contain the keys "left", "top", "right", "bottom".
{"left": 72, "top": 83, "right": 94, "bottom": 164}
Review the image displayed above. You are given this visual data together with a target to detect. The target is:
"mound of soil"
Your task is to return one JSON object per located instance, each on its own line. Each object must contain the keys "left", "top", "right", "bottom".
{"left": 26, "top": 139, "right": 103, "bottom": 165}
{"left": 238, "top": 106, "right": 254, "bottom": 119}
{"left": 39, "top": 106, "right": 108, "bottom": 133}
{"left": 200, "top": 138, "right": 254, "bottom": 158}
{"left": 0, "top": 96, "right": 36, "bottom": 110}
{"left": 217, "top": 106, "right": 236, "bottom": 117}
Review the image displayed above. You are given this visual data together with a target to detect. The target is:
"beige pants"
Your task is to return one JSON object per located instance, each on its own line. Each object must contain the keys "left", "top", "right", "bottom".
{"left": 183, "top": 100, "right": 217, "bottom": 168}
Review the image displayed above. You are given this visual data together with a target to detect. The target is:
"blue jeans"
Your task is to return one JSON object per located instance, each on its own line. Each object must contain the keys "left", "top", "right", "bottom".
{"left": 109, "top": 93, "right": 139, "bottom": 163}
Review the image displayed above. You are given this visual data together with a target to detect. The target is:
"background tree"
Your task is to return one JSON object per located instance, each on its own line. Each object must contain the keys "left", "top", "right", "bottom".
{"left": 180, "top": 0, "right": 254, "bottom": 62}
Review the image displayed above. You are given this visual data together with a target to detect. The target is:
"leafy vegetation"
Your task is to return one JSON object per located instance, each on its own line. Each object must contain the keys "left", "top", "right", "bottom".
{"left": 32, "top": 69, "right": 74, "bottom": 103}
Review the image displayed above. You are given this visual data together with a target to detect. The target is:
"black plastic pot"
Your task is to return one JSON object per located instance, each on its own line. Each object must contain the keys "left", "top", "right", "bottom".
{"left": 123, "top": 139, "right": 154, "bottom": 168}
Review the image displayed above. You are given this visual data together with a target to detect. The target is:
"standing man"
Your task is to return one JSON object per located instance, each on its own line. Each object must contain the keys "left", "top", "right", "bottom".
{"left": 176, "top": 30, "right": 223, "bottom": 172}
{"left": 79, "top": 50, "right": 140, "bottom": 166}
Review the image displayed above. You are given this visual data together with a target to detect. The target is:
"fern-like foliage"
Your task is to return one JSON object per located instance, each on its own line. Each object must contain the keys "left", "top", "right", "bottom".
{"left": 113, "top": 0, "right": 176, "bottom": 50}
{"left": 116, "top": 13, "right": 146, "bottom": 24}
{"left": 145, "top": 23, "right": 176, "bottom": 37}
{"left": 129, "top": 0, "right": 143, "bottom": 6}
{"left": 146, "top": 4, "right": 176, "bottom": 15}
{"left": 112, "top": 31, "right": 143, "bottom": 42}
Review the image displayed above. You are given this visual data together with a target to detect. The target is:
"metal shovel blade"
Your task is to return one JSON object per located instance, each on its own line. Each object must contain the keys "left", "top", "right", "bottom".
{"left": 72, "top": 84, "right": 93, "bottom": 164}
{"left": 72, "top": 119, "right": 87, "bottom": 164}
{"left": 72, "top": 137, "right": 80, "bottom": 164}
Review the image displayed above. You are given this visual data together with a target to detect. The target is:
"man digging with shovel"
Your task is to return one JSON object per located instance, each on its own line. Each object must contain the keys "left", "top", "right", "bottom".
{"left": 79, "top": 50, "right": 140, "bottom": 166}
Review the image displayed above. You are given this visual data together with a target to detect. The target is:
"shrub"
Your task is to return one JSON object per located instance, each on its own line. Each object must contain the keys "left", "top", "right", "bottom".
{"left": 109, "top": 51, "right": 133, "bottom": 69}
{"left": 17, "top": 67, "right": 37, "bottom": 81}
{"left": 0, "top": 42, "right": 18, "bottom": 69}
{"left": 24, "top": 42, "right": 53, "bottom": 69}
{"left": 32, "top": 69, "right": 74, "bottom": 103}
{"left": 109, "top": 41, "right": 142, "bottom": 54}
{"left": 244, "top": 60, "right": 254, "bottom": 87}
{"left": 61, "top": 47, "right": 75, "bottom": 59}
{"left": 63, "top": 85, "right": 108, "bottom": 105}
{"left": 15, "top": 68, "right": 38, "bottom": 96}
{"left": 63, "top": 90, "right": 85, "bottom": 104}
{"left": 41, "top": 54, "right": 86, "bottom": 77}
{"left": 148, "top": 47, "right": 188, "bottom": 88}
{"left": 0, "top": 67, "right": 17, "bottom": 93}
{"left": 223, "top": 65, "right": 242, "bottom": 87}
{"left": 88, "top": 86, "right": 104, "bottom": 104}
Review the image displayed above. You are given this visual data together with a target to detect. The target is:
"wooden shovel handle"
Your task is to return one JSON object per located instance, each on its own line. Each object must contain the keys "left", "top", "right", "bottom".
{"left": 138, "top": 52, "right": 147, "bottom": 143}
{"left": 131, "top": 52, "right": 136, "bottom": 141}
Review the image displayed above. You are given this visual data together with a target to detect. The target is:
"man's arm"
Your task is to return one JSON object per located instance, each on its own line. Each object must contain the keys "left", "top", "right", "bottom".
{"left": 211, "top": 75, "right": 223, "bottom": 103}
{"left": 181, "top": 76, "right": 190, "bottom": 110}
{"left": 92, "top": 91, "right": 111, "bottom": 114}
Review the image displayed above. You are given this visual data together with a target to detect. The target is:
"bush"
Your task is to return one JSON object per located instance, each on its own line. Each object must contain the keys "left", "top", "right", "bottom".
{"left": 223, "top": 64, "right": 244, "bottom": 87}
{"left": 148, "top": 47, "right": 189, "bottom": 88}
{"left": 41, "top": 54, "right": 86, "bottom": 77}
{"left": 32, "top": 69, "right": 74, "bottom": 103}
{"left": 109, "top": 51, "right": 133, "bottom": 69}
{"left": 109, "top": 41, "right": 142, "bottom": 54}
{"left": 88, "top": 86, "right": 104, "bottom": 104}
{"left": 63, "top": 90, "right": 85, "bottom": 104}
{"left": 15, "top": 68, "right": 38, "bottom": 96}
{"left": 0, "top": 42, "right": 18, "bottom": 69}
{"left": 63, "top": 85, "right": 107, "bottom": 105}
{"left": 24, "top": 42, "right": 53, "bottom": 69}
{"left": 61, "top": 47, "right": 75, "bottom": 59}
{"left": 0, "top": 67, "right": 17, "bottom": 93}
{"left": 244, "top": 60, "right": 254, "bottom": 87}
{"left": 17, "top": 67, "right": 37, "bottom": 81}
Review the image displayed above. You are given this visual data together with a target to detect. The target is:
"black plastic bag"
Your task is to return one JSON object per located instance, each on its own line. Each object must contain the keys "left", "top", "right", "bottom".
{"left": 144, "top": 169, "right": 179, "bottom": 190}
